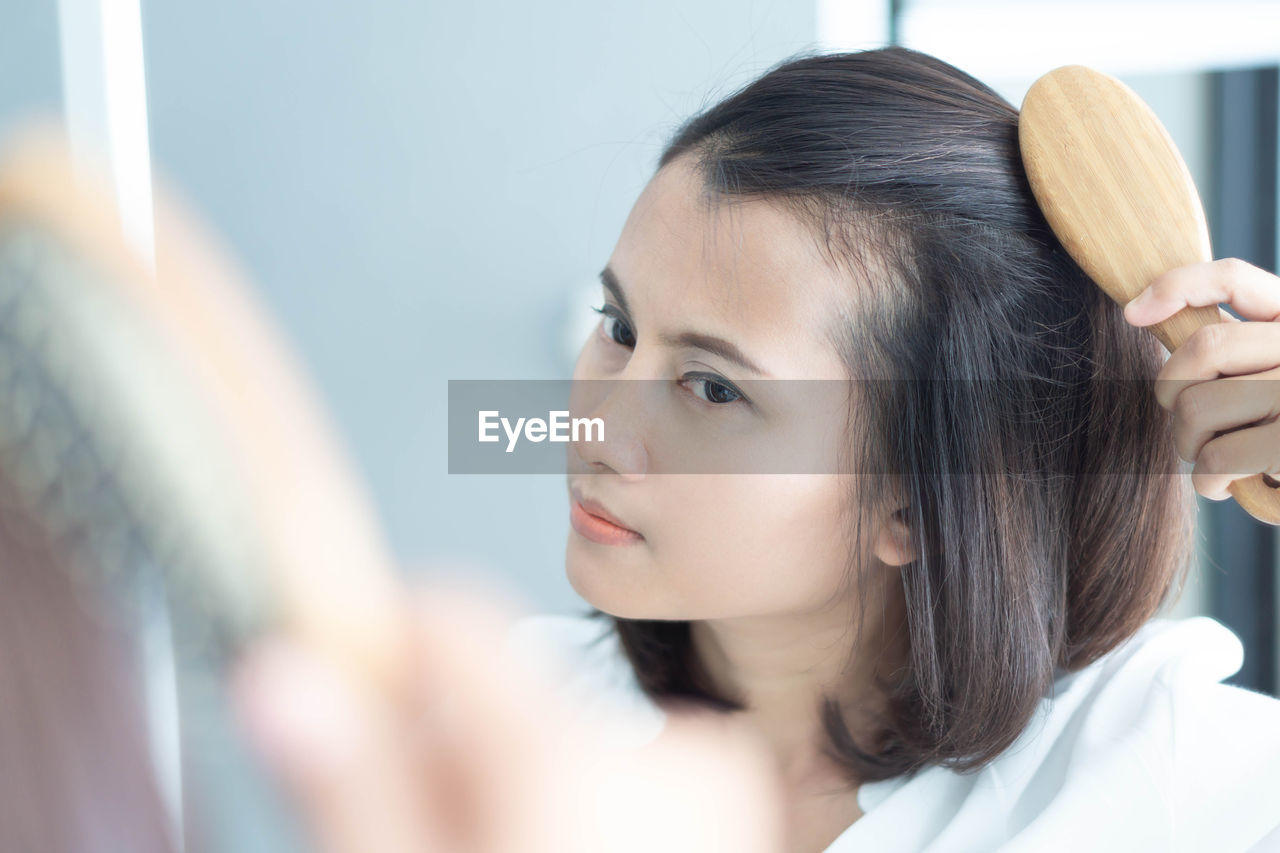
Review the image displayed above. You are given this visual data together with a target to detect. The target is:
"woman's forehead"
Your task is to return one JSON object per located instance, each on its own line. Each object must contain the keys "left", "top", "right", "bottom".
{"left": 608, "top": 158, "right": 854, "bottom": 378}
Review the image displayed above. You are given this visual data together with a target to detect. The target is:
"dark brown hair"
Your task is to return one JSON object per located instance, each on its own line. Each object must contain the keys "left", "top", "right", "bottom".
{"left": 583, "top": 46, "right": 1196, "bottom": 785}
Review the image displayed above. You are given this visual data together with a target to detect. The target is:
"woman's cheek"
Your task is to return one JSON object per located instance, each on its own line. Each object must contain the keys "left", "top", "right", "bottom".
{"left": 668, "top": 480, "right": 788, "bottom": 597}
{"left": 758, "top": 478, "right": 854, "bottom": 595}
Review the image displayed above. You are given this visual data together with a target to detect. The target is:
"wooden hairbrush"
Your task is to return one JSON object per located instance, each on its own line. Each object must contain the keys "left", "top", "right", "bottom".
{"left": 1019, "top": 65, "right": 1280, "bottom": 526}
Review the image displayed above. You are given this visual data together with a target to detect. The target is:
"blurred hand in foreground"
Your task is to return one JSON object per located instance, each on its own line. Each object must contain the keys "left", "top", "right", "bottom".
{"left": 231, "top": 579, "right": 785, "bottom": 853}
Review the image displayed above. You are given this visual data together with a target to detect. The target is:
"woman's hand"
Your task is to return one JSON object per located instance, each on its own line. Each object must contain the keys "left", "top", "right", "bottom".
{"left": 1123, "top": 257, "right": 1280, "bottom": 500}
{"left": 231, "top": 578, "right": 784, "bottom": 853}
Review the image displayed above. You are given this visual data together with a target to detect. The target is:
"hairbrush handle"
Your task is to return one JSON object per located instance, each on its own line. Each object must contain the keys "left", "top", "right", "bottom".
{"left": 1020, "top": 65, "right": 1280, "bottom": 525}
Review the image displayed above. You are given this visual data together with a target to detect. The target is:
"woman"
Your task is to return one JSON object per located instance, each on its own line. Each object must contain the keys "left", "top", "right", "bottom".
{"left": 236, "top": 47, "right": 1280, "bottom": 851}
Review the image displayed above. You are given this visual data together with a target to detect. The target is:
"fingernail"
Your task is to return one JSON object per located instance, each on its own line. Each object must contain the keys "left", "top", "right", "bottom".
{"left": 1124, "top": 289, "right": 1152, "bottom": 322}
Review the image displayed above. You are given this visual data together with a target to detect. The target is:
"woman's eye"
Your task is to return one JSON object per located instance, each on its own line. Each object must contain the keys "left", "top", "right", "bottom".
{"left": 589, "top": 306, "right": 745, "bottom": 408}
{"left": 683, "top": 373, "right": 744, "bottom": 405}
{"left": 592, "top": 305, "right": 635, "bottom": 348}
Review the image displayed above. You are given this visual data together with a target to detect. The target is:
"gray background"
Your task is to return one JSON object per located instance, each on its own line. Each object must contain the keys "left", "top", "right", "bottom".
{"left": 141, "top": 0, "right": 817, "bottom": 616}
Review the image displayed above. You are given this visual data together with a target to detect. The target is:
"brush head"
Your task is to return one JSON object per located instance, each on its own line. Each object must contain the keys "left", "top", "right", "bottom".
{"left": 1019, "top": 65, "right": 1217, "bottom": 353}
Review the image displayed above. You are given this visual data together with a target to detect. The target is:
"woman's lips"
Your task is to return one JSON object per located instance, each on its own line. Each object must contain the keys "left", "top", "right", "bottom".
{"left": 570, "top": 499, "right": 644, "bottom": 546}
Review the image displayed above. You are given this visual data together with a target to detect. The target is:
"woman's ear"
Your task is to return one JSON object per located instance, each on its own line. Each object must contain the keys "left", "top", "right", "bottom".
{"left": 872, "top": 502, "right": 916, "bottom": 567}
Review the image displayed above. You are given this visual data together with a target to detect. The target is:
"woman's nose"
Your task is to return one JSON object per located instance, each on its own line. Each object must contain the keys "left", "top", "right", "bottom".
{"left": 568, "top": 377, "right": 650, "bottom": 480}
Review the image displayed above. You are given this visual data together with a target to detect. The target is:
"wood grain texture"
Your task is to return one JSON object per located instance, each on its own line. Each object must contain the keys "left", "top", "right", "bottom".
{"left": 1020, "top": 66, "right": 1280, "bottom": 525}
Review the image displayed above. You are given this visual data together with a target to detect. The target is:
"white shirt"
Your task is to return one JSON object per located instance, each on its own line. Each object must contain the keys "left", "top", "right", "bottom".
{"left": 503, "top": 613, "right": 1280, "bottom": 852}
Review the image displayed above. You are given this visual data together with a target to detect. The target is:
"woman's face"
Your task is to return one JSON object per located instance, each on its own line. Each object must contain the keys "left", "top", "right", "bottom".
{"left": 565, "top": 155, "right": 904, "bottom": 622}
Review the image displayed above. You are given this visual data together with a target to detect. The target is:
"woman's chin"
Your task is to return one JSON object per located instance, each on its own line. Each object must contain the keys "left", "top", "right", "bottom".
{"left": 565, "top": 539, "right": 659, "bottom": 619}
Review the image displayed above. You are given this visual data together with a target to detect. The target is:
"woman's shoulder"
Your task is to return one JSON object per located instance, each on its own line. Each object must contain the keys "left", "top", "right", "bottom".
{"left": 503, "top": 613, "right": 1280, "bottom": 849}
{"left": 846, "top": 615, "right": 1280, "bottom": 851}
{"left": 1037, "top": 615, "right": 1280, "bottom": 772}
{"left": 1035, "top": 615, "right": 1280, "bottom": 845}
{"left": 501, "top": 611, "right": 667, "bottom": 749}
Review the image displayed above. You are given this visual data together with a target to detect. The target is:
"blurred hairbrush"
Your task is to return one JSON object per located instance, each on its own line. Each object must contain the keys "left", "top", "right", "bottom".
{"left": 0, "top": 124, "right": 410, "bottom": 714}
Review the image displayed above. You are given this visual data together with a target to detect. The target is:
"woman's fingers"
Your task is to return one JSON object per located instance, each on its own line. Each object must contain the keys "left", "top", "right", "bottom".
{"left": 404, "top": 581, "right": 788, "bottom": 853}
{"left": 233, "top": 577, "right": 788, "bottom": 853}
{"left": 1168, "top": 367, "right": 1280, "bottom": 463}
{"left": 1120, "top": 258, "right": 1280, "bottom": 500}
{"left": 403, "top": 579, "right": 569, "bottom": 853}
{"left": 1121, "top": 259, "right": 1280, "bottom": 410}
{"left": 233, "top": 576, "right": 563, "bottom": 853}
{"left": 232, "top": 637, "right": 451, "bottom": 853}
{"left": 1147, "top": 320, "right": 1280, "bottom": 410}
{"left": 1124, "top": 257, "right": 1280, "bottom": 327}
{"left": 1192, "top": 416, "right": 1280, "bottom": 500}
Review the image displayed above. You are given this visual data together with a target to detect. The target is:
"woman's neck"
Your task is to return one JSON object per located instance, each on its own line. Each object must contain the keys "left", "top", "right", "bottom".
{"left": 687, "top": 570, "right": 907, "bottom": 786}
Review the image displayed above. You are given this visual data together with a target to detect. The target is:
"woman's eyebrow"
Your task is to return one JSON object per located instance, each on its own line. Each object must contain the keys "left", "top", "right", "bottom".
{"left": 598, "top": 264, "right": 771, "bottom": 377}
